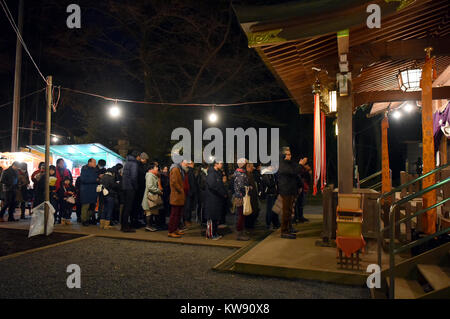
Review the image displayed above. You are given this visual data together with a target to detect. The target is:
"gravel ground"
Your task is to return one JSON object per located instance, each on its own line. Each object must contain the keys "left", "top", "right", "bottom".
{"left": 0, "top": 237, "right": 370, "bottom": 299}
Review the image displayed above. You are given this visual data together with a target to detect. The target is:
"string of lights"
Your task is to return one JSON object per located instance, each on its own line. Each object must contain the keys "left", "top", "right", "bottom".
{"left": 59, "top": 86, "right": 294, "bottom": 107}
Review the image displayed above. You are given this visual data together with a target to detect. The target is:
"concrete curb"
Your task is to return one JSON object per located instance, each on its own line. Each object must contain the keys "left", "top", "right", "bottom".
{"left": 0, "top": 234, "right": 96, "bottom": 262}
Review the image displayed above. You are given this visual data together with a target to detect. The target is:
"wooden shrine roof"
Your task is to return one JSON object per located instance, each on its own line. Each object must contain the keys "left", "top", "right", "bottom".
{"left": 234, "top": 0, "right": 450, "bottom": 113}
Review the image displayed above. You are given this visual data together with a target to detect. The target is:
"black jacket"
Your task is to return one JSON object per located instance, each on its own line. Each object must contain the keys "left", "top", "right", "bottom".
{"left": 137, "top": 161, "right": 149, "bottom": 192}
{"left": 278, "top": 158, "right": 301, "bottom": 196}
{"left": 261, "top": 173, "right": 278, "bottom": 196}
{"left": 100, "top": 173, "right": 120, "bottom": 197}
{"left": 204, "top": 167, "right": 227, "bottom": 220}
{"left": 122, "top": 155, "right": 139, "bottom": 191}
{"left": 187, "top": 167, "right": 198, "bottom": 198}
{"left": 1, "top": 167, "right": 18, "bottom": 192}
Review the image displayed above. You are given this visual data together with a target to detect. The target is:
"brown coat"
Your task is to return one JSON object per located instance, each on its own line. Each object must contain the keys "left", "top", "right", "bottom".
{"left": 169, "top": 165, "right": 185, "bottom": 206}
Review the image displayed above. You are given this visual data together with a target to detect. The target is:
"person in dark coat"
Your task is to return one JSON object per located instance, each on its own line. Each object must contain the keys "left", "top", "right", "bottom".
{"left": 135, "top": 152, "right": 149, "bottom": 228}
{"left": 17, "top": 163, "right": 30, "bottom": 220}
{"left": 183, "top": 161, "right": 198, "bottom": 228}
{"left": 99, "top": 168, "right": 120, "bottom": 229}
{"left": 79, "top": 158, "right": 98, "bottom": 226}
{"left": 121, "top": 151, "right": 140, "bottom": 232}
{"left": 55, "top": 159, "right": 73, "bottom": 223}
{"left": 278, "top": 147, "right": 302, "bottom": 239}
{"left": 111, "top": 163, "right": 123, "bottom": 226}
{"left": 158, "top": 165, "right": 170, "bottom": 230}
{"left": 57, "top": 177, "right": 76, "bottom": 225}
{"left": 95, "top": 159, "right": 107, "bottom": 223}
{"left": 262, "top": 169, "right": 280, "bottom": 229}
{"left": 204, "top": 161, "right": 227, "bottom": 240}
{"left": 0, "top": 162, "right": 20, "bottom": 221}
{"left": 196, "top": 163, "right": 208, "bottom": 226}
{"left": 75, "top": 177, "right": 82, "bottom": 223}
{"left": 33, "top": 165, "right": 58, "bottom": 221}
{"left": 245, "top": 162, "right": 260, "bottom": 230}
{"left": 295, "top": 157, "right": 312, "bottom": 223}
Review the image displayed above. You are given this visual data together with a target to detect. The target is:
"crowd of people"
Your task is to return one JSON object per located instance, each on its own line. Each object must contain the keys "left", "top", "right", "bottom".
{"left": 0, "top": 146, "right": 312, "bottom": 241}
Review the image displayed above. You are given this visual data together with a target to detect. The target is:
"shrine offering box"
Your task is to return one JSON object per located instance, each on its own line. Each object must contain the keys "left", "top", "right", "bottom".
{"left": 337, "top": 221, "right": 362, "bottom": 238}
{"left": 338, "top": 194, "right": 362, "bottom": 211}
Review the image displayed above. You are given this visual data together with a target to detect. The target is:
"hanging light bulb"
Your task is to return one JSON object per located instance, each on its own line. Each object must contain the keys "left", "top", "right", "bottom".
{"left": 404, "top": 102, "right": 415, "bottom": 113}
{"left": 392, "top": 110, "right": 402, "bottom": 120}
{"left": 52, "top": 136, "right": 59, "bottom": 143}
{"left": 209, "top": 105, "right": 218, "bottom": 123}
{"left": 109, "top": 100, "right": 121, "bottom": 118}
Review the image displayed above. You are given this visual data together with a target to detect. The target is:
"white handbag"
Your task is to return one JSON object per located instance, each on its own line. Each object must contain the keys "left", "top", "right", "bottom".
{"left": 96, "top": 184, "right": 109, "bottom": 196}
{"left": 243, "top": 186, "right": 253, "bottom": 216}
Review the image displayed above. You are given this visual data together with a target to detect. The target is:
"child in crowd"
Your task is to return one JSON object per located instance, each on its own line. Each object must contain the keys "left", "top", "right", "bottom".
{"left": 58, "top": 177, "right": 76, "bottom": 225}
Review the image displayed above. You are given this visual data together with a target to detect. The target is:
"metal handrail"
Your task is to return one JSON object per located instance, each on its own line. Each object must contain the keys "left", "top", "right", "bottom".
{"left": 389, "top": 177, "right": 450, "bottom": 211}
{"left": 385, "top": 177, "right": 450, "bottom": 299}
{"left": 377, "top": 163, "right": 450, "bottom": 269}
{"left": 375, "top": 163, "right": 450, "bottom": 299}
{"left": 379, "top": 162, "right": 450, "bottom": 200}
{"left": 360, "top": 171, "right": 381, "bottom": 185}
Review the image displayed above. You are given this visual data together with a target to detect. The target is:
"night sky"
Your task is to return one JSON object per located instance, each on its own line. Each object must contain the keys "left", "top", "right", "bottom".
{"left": 0, "top": 0, "right": 421, "bottom": 186}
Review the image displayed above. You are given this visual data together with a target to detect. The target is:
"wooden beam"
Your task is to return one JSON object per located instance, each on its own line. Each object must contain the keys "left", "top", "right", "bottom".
{"left": 338, "top": 92, "right": 354, "bottom": 193}
{"left": 353, "top": 86, "right": 450, "bottom": 106}
{"left": 235, "top": 0, "right": 400, "bottom": 47}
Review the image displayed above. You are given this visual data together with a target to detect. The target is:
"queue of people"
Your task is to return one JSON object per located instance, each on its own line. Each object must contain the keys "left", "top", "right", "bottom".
{"left": 0, "top": 146, "right": 312, "bottom": 241}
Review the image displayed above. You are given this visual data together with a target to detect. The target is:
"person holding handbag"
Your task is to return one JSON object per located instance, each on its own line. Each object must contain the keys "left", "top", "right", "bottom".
{"left": 142, "top": 162, "right": 163, "bottom": 232}
{"left": 99, "top": 168, "right": 120, "bottom": 230}
{"left": 233, "top": 158, "right": 250, "bottom": 241}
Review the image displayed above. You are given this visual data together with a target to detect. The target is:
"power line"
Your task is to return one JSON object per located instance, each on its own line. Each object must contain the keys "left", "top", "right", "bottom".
{"left": 0, "top": 0, "right": 47, "bottom": 84}
{"left": 60, "top": 86, "right": 295, "bottom": 107}
{"left": 0, "top": 88, "right": 46, "bottom": 109}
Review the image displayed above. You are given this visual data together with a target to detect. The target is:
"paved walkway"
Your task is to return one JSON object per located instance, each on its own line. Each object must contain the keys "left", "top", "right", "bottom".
{"left": 0, "top": 206, "right": 322, "bottom": 249}
{"left": 0, "top": 236, "right": 369, "bottom": 299}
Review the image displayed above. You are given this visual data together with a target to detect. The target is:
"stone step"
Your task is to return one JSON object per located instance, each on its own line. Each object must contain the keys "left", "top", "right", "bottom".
{"left": 417, "top": 264, "right": 450, "bottom": 291}
{"left": 386, "top": 277, "right": 425, "bottom": 299}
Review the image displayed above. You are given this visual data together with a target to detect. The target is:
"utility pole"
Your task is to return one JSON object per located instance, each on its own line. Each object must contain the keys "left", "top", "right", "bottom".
{"left": 11, "top": 0, "right": 24, "bottom": 152}
{"left": 44, "top": 76, "right": 52, "bottom": 236}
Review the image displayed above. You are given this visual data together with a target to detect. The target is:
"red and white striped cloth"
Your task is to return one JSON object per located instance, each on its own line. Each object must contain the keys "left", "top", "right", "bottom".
{"left": 313, "top": 93, "right": 327, "bottom": 195}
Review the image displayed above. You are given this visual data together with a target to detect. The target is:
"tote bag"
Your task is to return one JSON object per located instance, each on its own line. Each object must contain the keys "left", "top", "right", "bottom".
{"left": 243, "top": 186, "right": 253, "bottom": 216}
{"left": 271, "top": 195, "right": 283, "bottom": 215}
{"left": 147, "top": 191, "right": 163, "bottom": 209}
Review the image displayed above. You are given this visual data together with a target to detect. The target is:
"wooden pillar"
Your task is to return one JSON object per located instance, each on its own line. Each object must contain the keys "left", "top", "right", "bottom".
{"left": 420, "top": 48, "right": 436, "bottom": 235}
{"left": 337, "top": 93, "right": 353, "bottom": 194}
{"left": 381, "top": 115, "right": 392, "bottom": 196}
{"left": 439, "top": 123, "right": 448, "bottom": 166}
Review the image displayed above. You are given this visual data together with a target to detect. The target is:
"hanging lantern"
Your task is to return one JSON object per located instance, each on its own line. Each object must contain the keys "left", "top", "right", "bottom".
{"left": 397, "top": 67, "right": 422, "bottom": 92}
{"left": 329, "top": 90, "right": 337, "bottom": 113}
